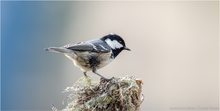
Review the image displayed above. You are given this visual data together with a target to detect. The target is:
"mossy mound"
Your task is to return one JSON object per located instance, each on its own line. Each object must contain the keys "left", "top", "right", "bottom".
{"left": 60, "top": 76, "right": 143, "bottom": 111}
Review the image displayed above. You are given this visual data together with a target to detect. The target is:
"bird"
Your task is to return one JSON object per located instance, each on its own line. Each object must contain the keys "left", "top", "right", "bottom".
{"left": 45, "top": 34, "right": 130, "bottom": 80}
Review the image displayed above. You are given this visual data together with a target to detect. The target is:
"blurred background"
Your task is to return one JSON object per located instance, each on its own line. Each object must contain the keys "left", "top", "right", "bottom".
{"left": 1, "top": 1, "right": 219, "bottom": 111}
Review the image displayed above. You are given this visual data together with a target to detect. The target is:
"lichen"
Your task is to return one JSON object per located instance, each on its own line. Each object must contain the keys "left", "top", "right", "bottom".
{"left": 56, "top": 76, "right": 143, "bottom": 111}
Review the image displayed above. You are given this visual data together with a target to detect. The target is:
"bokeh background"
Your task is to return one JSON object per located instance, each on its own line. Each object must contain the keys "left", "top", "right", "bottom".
{"left": 1, "top": 1, "right": 219, "bottom": 111}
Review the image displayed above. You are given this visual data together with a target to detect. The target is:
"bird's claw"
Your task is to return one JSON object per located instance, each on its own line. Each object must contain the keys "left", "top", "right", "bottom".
{"left": 101, "top": 77, "right": 114, "bottom": 81}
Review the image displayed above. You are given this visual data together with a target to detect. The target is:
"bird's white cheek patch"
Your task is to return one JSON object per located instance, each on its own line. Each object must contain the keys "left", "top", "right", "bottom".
{"left": 105, "top": 39, "right": 123, "bottom": 49}
{"left": 105, "top": 39, "right": 114, "bottom": 49}
{"left": 112, "top": 40, "right": 123, "bottom": 49}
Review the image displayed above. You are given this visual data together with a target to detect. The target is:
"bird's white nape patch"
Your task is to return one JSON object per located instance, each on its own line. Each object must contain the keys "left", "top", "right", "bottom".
{"left": 105, "top": 38, "right": 123, "bottom": 49}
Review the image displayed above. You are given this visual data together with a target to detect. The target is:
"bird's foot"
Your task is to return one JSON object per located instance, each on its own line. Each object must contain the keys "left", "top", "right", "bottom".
{"left": 100, "top": 77, "right": 114, "bottom": 82}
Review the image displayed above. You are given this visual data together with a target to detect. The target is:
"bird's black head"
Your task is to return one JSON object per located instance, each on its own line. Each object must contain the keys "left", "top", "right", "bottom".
{"left": 101, "top": 34, "right": 130, "bottom": 57}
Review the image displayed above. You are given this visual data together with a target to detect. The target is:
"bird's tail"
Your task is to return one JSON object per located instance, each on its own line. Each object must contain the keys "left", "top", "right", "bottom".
{"left": 45, "top": 47, "right": 72, "bottom": 53}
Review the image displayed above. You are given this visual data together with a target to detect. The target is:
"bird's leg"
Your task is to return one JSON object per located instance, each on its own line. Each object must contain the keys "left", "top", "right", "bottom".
{"left": 83, "top": 72, "right": 92, "bottom": 86}
{"left": 92, "top": 69, "right": 111, "bottom": 81}
{"left": 83, "top": 72, "right": 88, "bottom": 77}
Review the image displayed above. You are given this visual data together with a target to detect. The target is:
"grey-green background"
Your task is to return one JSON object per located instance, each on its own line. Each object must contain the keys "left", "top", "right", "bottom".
{"left": 1, "top": 1, "right": 219, "bottom": 111}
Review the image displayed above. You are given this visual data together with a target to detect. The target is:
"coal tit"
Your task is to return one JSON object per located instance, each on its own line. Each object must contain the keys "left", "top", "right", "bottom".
{"left": 45, "top": 34, "right": 130, "bottom": 80}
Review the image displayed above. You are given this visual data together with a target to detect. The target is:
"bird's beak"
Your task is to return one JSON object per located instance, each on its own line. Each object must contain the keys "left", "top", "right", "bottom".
{"left": 124, "top": 47, "right": 131, "bottom": 51}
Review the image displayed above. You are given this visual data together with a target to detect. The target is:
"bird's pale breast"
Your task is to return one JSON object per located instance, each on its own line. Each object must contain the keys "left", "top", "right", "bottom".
{"left": 65, "top": 51, "right": 113, "bottom": 72}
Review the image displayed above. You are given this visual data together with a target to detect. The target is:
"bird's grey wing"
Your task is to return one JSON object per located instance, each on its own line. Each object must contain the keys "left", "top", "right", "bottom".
{"left": 64, "top": 40, "right": 111, "bottom": 53}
